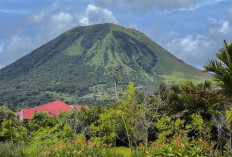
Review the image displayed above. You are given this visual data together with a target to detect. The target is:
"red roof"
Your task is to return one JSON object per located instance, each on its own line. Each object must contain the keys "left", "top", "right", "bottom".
{"left": 15, "top": 112, "right": 20, "bottom": 116}
{"left": 21, "top": 100, "right": 72, "bottom": 120}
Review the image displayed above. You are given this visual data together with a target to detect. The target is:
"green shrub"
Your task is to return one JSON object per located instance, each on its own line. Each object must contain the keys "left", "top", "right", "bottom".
{"left": 147, "top": 135, "right": 216, "bottom": 156}
{"left": 43, "top": 137, "right": 123, "bottom": 157}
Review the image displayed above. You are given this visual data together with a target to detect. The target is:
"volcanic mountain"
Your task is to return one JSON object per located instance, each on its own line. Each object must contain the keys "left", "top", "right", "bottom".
{"left": 0, "top": 23, "right": 211, "bottom": 108}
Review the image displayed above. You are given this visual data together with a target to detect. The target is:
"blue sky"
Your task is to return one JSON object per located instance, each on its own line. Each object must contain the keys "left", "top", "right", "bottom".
{"left": 0, "top": 0, "right": 232, "bottom": 69}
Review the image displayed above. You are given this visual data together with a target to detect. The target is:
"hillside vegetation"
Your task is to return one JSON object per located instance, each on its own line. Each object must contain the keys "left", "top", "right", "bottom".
{"left": 0, "top": 23, "right": 211, "bottom": 108}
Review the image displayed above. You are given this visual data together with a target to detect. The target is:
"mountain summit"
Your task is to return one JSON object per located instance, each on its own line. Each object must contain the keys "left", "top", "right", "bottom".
{"left": 0, "top": 23, "right": 211, "bottom": 107}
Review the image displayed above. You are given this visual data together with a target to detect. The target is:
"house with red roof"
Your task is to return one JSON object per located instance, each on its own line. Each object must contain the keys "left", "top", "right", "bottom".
{"left": 16, "top": 100, "right": 89, "bottom": 121}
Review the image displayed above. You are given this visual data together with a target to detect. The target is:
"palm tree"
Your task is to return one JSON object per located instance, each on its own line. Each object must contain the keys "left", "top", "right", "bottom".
{"left": 203, "top": 40, "right": 232, "bottom": 94}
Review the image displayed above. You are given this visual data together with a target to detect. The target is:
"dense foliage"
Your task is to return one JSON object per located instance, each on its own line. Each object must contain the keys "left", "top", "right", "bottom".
{"left": 0, "top": 77, "right": 231, "bottom": 156}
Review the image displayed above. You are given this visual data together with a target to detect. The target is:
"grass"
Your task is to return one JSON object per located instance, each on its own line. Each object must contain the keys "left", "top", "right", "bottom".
{"left": 161, "top": 71, "right": 212, "bottom": 84}
{"left": 65, "top": 37, "right": 84, "bottom": 56}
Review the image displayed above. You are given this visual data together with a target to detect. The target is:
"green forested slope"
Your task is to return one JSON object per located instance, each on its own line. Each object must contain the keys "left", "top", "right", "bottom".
{"left": 0, "top": 23, "right": 211, "bottom": 108}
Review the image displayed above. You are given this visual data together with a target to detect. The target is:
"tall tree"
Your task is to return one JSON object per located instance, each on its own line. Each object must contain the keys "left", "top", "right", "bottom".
{"left": 203, "top": 40, "right": 232, "bottom": 94}
{"left": 112, "top": 65, "right": 122, "bottom": 99}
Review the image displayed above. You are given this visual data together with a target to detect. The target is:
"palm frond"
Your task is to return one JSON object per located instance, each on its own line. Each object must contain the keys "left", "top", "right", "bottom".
{"left": 203, "top": 40, "right": 232, "bottom": 94}
{"left": 203, "top": 60, "right": 226, "bottom": 77}
{"left": 224, "top": 40, "right": 232, "bottom": 69}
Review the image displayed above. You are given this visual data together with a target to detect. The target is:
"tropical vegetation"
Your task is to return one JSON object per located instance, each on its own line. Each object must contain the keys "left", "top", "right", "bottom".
{"left": 0, "top": 40, "right": 231, "bottom": 156}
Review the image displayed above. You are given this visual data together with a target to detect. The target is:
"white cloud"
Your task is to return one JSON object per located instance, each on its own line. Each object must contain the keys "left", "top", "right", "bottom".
{"left": 163, "top": 19, "right": 232, "bottom": 69}
{"left": 6, "top": 36, "right": 35, "bottom": 55}
{"left": 32, "top": 11, "right": 77, "bottom": 40}
{"left": 0, "top": 11, "right": 75, "bottom": 66}
{"left": 98, "top": 0, "right": 131, "bottom": 6}
{"left": 0, "top": 8, "right": 28, "bottom": 14}
{"left": 29, "top": 4, "right": 117, "bottom": 38}
{"left": 178, "top": 0, "right": 229, "bottom": 12}
{"left": 51, "top": 12, "right": 73, "bottom": 24}
{"left": 31, "top": 11, "right": 47, "bottom": 23}
{"left": 153, "top": 0, "right": 197, "bottom": 10}
{"left": 79, "top": 17, "right": 89, "bottom": 25}
{"left": 209, "top": 20, "right": 231, "bottom": 34}
{"left": 48, "top": 12, "right": 75, "bottom": 37}
{"left": 98, "top": 0, "right": 197, "bottom": 11}
{"left": 165, "top": 33, "right": 211, "bottom": 68}
{"left": 0, "top": 4, "right": 118, "bottom": 67}
{"left": 0, "top": 35, "right": 38, "bottom": 66}
{"left": 0, "top": 35, "right": 36, "bottom": 64}
{"left": 79, "top": 4, "right": 117, "bottom": 25}
{"left": 98, "top": 0, "right": 230, "bottom": 12}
